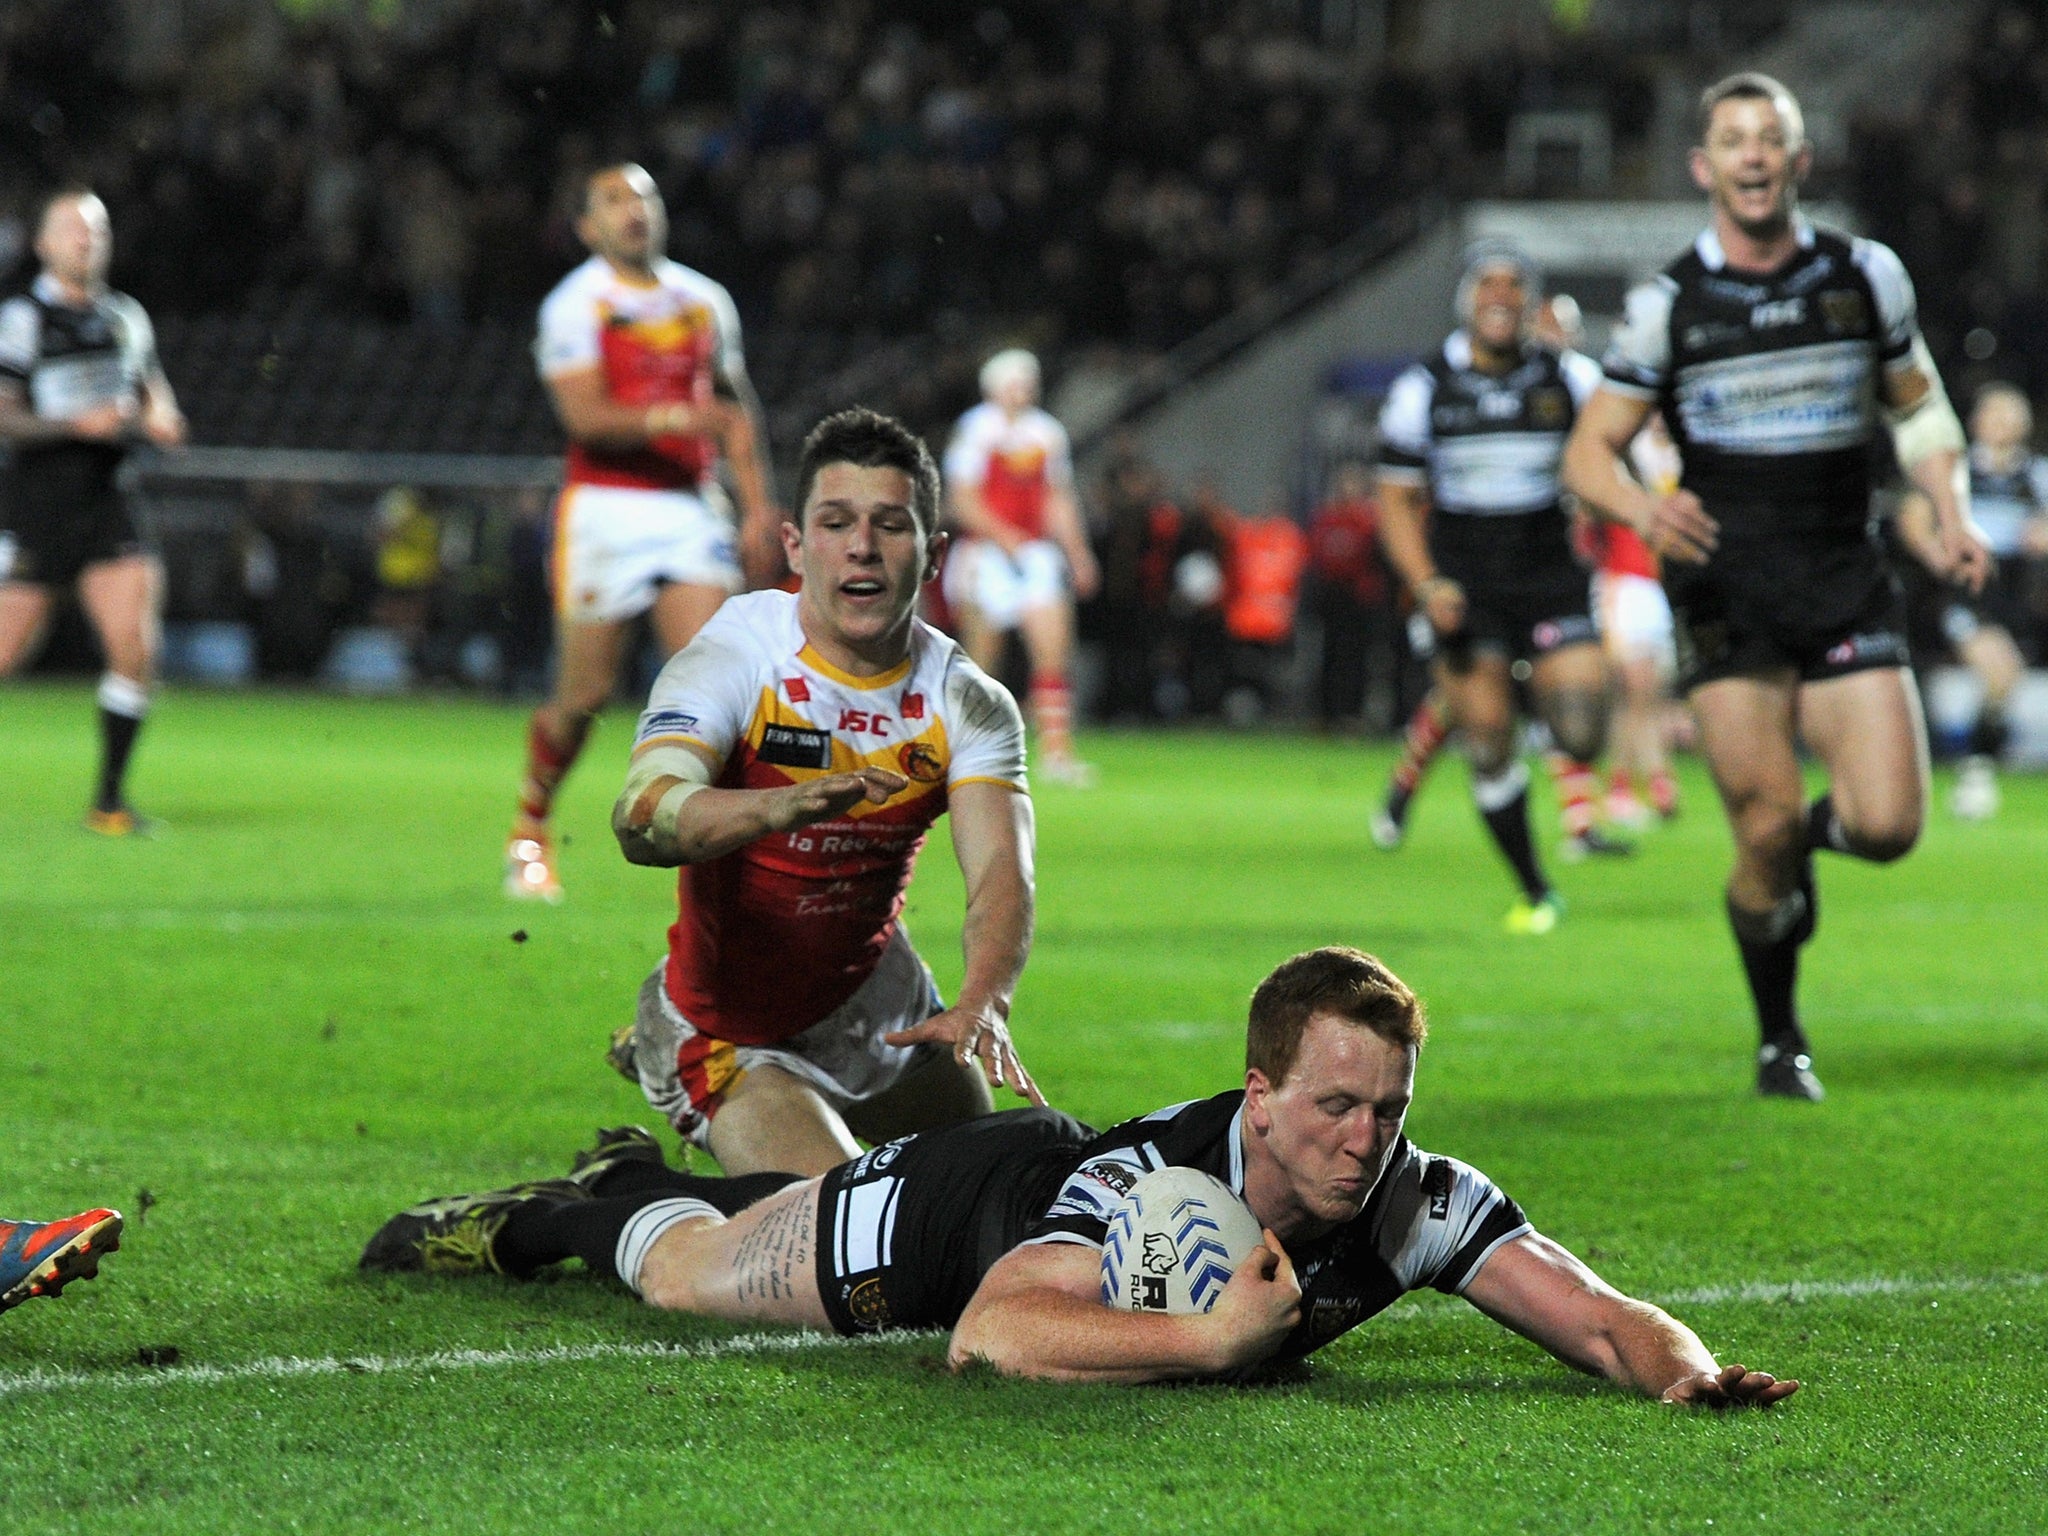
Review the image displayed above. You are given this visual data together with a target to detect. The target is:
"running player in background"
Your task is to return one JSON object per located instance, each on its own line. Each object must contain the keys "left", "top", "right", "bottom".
{"left": 1588, "top": 414, "right": 1684, "bottom": 825}
{"left": 1, "top": 1206, "right": 121, "bottom": 1315}
{"left": 606, "top": 409, "right": 1042, "bottom": 1177}
{"left": 1375, "top": 295, "right": 1661, "bottom": 850}
{"left": 506, "top": 163, "right": 776, "bottom": 901}
{"left": 942, "top": 350, "right": 1101, "bottom": 785}
{"left": 0, "top": 190, "right": 186, "bottom": 835}
{"left": 1377, "top": 244, "right": 1629, "bottom": 935}
{"left": 1898, "top": 383, "right": 2048, "bottom": 820}
{"left": 1564, "top": 74, "right": 1989, "bottom": 1099}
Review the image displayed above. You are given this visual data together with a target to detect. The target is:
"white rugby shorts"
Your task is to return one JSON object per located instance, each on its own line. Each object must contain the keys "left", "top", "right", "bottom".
{"left": 1595, "top": 571, "right": 1675, "bottom": 666}
{"left": 943, "top": 537, "right": 1069, "bottom": 630}
{"left": 551, "top": 482, "right": 741, "bottom": 624}
{"left": 622, "top": 924, "right": 946, "bottom": 1149}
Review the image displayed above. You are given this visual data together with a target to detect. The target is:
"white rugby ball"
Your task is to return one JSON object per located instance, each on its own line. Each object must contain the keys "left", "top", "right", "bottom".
{"left": 1100, "top": 1166, "right": 1263, "bottom": 1315}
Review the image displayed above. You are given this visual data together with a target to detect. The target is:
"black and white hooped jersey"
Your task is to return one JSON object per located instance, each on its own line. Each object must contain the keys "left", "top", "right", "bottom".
{"left": 1602, "top": 220, "right": 1919, "bottom": 525}
{"left": 1966, "top": 447, "right": 2048, "bottom": 559}
{"left": 1020, "top": 1090, "right": 1530, "bottom": 1362}
{"left": 0, "top": 272, "right": 160, "bottom": 503}
{"left": 1378, "top": 333, "right": 1603, "bottom": 517}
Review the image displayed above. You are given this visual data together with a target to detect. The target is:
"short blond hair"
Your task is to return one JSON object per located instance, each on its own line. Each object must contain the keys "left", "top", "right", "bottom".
{"left": 1698, "top": 72, "right": 1805, "bottom": 150}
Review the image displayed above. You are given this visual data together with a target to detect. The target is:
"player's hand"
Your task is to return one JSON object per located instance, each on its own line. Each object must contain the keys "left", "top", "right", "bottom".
{"left": 1641, "top": 489, "right": 1718, "bottom": 565}
{"left": 1416, "top": 576, "right": 1466, "bottom": 638}
{"left": 1660, "top": 1362, "right": 1800, "bottom": 1410}
{"left": 770, "top": 767, "right": 908, "bottom": 830}
{"left": 884, "top": 1003, "right": 1044, "bottom": 1105}
{"left": 141, "top": 398, "right": 188, "bottom": 449}
{"left": 1936, "top": 522, "right": 1994, "bottom": 596}
{"left": 69, "top": 399, "right": 136, "bottom": 441}
{"left": 1203, "top": 1229, "right": 1302, "bottom": 1373}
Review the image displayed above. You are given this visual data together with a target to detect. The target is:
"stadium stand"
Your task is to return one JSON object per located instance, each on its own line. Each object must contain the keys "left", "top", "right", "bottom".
{"left": 0, "top": 0, "right": 1655, "bottom": 456}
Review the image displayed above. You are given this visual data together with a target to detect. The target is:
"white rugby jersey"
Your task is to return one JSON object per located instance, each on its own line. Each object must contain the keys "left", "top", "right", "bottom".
{"left": 1020, "top": 1090, "right": 1531, "bottom": 1362}
{"left": 1377, "top": 333, "right": 1602, "bottom": 516}
{"left": 535, "top": 254, "right": 745, "bottom": 491}
{"left": 631, "top": 590, "right": 1027, "bottom": 1045}
{"left": 942, "top": 402, "right": 1073, "bottom": 539}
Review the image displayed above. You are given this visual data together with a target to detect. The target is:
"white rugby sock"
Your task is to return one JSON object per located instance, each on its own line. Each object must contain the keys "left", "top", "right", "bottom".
{"left": 97, "top": 672, "right": 150, "bottom": 718}
{"left": 1471, "top": 759, "right": 1530, "bottom": 812}
{"left": 614, "top": 1197, "right": 722, "bottom": 1296}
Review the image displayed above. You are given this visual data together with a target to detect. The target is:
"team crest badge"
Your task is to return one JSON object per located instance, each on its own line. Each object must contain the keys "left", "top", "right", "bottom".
{"left": 1529, "top": 386, "right": 1570, "bottom": 428}
{"left": 897, "top": 741, "right": 944, "bottom": 783}
{"left": 1819, "top": 290, "right": 1868, "bottom": 334}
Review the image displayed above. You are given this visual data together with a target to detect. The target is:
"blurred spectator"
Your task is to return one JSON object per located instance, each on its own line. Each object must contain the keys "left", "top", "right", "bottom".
{"left": 371, "top": 486, "right": 442, "bottom": 651}
{"left": 0, "top": 1, "right": 1653, "bottom": 450}
{"left": 1306, "top": 462, "right": 1394, "bottom": 729}
{"left": 1219, "top": 494, "right": 1309, "bottom": 723}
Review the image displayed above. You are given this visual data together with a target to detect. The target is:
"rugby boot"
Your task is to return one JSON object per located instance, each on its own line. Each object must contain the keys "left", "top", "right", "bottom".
{"left": 566, "top": 1126, "right": 668, "bottom": 1193}
{"left": 1369, "top": 789, "right": 1410, "bottom": 851}
{"left": 0, "top": 1209, "right": 122, "bottom": 1314}
{"left": 1503, "top": 893, "right": 1563, "bottom": 936}
{"left": 85, "top": 805, "right": 158, "bottom": 838}
{"left": 358, "top": 1180, "right": 584, "bottom": 1276}
{"left": 504, "top": 819, "right": 563, "bottom": 902}
{"left": 1756, "top": 1044, "right": 1824, "bottom": 1102}
{"left": 1560, "top": 826, "right": 1635, "bottom": 861}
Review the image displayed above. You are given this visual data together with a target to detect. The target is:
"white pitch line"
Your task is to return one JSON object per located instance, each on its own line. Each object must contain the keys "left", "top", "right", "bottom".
{"left": 0, "top": 1327, "right": 933, "bottom": 1401}
{"left": 2, "top": 1271, "right": 2040, "bottom": 1401}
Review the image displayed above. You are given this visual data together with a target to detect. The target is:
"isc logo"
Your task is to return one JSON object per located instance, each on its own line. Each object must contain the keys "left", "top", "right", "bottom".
{"left": 837, "top": 708, "right": 891, "bottom": 735}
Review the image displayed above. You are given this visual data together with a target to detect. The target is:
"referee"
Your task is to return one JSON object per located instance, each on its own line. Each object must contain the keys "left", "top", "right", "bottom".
{"left": 0, "top": 189, "right": 186, "bottom": 834}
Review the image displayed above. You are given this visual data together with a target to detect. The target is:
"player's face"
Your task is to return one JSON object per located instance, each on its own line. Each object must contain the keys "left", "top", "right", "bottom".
{"left": 579, "top": 167, "right": 666, "bottom": 269}
{"left": 788, "top": 462, "right": 939, "bottom": 654}
{"left": 990, "top": 372, "right": 1037, "bottom": 414}
{"left": 36, "top": 196, "right": 111, "bottom": 289}
{"left": 1467, "top": 266, "right": 1528, "bottom": 353}
{"left": 1972, "top": 392, "right": 2031, "bottom": 452}
{"left": 1693, "top": 96, "right": 1808, "bottom": 237}
{"left": 1249, "top": 1014, "right": 1415, "bottom": 1229}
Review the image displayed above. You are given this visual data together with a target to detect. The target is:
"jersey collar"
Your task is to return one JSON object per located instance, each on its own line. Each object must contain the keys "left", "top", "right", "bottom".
{"left": 796, "top": 641, "right": 914, "bottom": 691}
{"left": 1695, "top": 214, "right": 1815, "bottom": 272}
{"left": 31, "top": 271, "right": 97, "bottom": 309}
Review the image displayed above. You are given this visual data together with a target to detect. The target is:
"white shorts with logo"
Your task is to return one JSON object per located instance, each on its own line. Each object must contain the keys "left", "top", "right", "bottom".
{"left": 1595, "top": 571, "right": 1676, "bottom": 669}
{"left": 943, "top": 537, "right": 1068, "bottom": 630}
{"left": 552, "top": 482, "right": 741, "bottom": 625}
{"left": 622, "top": 923, "right": 946, "bottom": 1150}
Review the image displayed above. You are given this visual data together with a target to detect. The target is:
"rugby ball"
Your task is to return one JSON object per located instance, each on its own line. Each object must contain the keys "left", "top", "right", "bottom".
{"left": 1100, "top": 1167, "right": 1263, "bottom": 1315}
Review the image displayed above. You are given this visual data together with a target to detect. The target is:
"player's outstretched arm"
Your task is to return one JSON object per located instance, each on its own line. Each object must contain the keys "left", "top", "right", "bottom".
{"left": 884, "top": 780, "right": 1042, "bottom": 1103}
{"left": 948, "top": 1232, "right": 1301, "bottom": 1384}
{"left": 614, "top": 740, "right": 907, "bottom": 867}
{"left": 1562, "top": 389, "right": 1718, "bottom": 564}
{"left": 1461, "top": 1233, "right": 1798, "bottom": 1408}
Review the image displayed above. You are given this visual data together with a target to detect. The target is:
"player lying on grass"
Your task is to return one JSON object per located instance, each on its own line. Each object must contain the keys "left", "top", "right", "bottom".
{"left": 363, "top": 948, "right": 1795, "bottom": 1406}
{"left": 1, "top": 1207, "right": 121, "bottom": 1315}
{"left": 605, "top": 407, "right": 1042, "bottom": 1179}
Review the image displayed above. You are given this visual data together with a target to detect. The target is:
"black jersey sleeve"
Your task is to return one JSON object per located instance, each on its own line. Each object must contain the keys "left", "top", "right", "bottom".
{"left": 1371, "top": 1149, "right": 1531, "bottom": 1296}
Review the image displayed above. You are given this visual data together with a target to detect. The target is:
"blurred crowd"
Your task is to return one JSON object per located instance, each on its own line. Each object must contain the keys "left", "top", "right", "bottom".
{"left": 1853, "top": 0, "right": 2048, "bottom": 404}
{"left": 0, "top": 0, "right": 1649, "bottom": 442}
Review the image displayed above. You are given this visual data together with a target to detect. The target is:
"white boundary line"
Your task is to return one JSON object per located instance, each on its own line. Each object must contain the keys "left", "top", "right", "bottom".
{"left": 3, "top": 1271, "right": 2041, "bottom": 1401}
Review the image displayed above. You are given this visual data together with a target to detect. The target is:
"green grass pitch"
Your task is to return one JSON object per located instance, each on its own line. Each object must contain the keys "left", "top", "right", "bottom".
{"left": 2, "top": 680, "right": 2044, "bottom": 1533}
